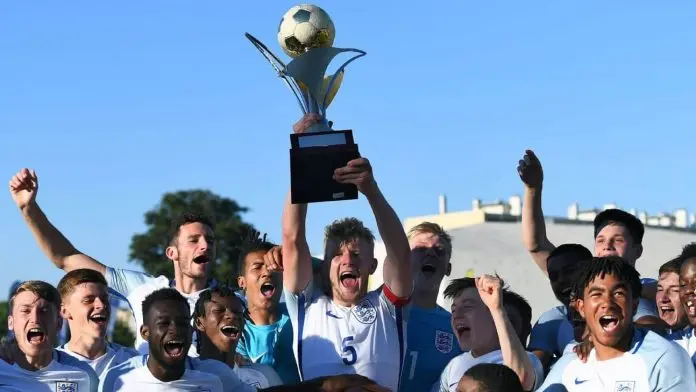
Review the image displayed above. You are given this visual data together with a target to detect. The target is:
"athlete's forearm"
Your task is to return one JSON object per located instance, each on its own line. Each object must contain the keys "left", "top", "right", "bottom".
{"left": 364, "top": 184, "right": 412, "bottom": 298}
{"left": 522, "top": 186, "right": 555, "bottom": 274}
{"left": 281, "top": 191, "right": 312, "bottom": 294}
{"left": 491, "top": 308, "right": 536, "bottom": 391}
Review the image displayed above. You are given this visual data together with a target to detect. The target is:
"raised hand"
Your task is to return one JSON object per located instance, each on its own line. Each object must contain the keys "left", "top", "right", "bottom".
{"left": 476, "top": 274, "right": 503, "bottom": 311}
{"left": 292, "top": 114, "right": 333, "bottom": 134}
{"left": 9, "top": 168, "right": 38, "bottom": 210}
{"left": 264, "top": 245, "right": 284, "bottom": 273}
{"left": 517, "top": 150, "right": 544, "bottom": 189}
{"left": 333, "top": 158, "right": 377, "bottom": 195}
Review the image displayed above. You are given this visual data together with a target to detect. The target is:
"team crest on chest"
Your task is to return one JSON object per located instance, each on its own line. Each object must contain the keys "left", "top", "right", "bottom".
{"left": 56, "top": 381, "right": 77, "bottom": 392}
{"left": 614, "top": 381, "right": 635, "bottom": 392}
{"left": 352, "top": 298, "right": 377, "bottom": 324}
{"left": 434, "top": 330, "right": 454, "bottom": 354}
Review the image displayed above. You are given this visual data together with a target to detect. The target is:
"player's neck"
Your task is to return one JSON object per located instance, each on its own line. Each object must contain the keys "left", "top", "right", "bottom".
{"left": 199, "top": 342, "right": 236, "bottom": 368}
{"left": 147, "top": 355, "right": 185, "bottom": 382}
{"left": 248, "top": 303, "right": 280, "bottom": 325}
{"left": 66, "top": 333, "right": 107, "bottom": 360}
{"left": 412, "top": 287, "right": 439, "bottom": 309}
{"left": 16, "top": 350, "right": 53, "bottom": 371}
{"left": 173, "top": 272, "right": 208, "bottom": 294}
{"left": 594, "top": 328, "right": 634, "bottom": 361}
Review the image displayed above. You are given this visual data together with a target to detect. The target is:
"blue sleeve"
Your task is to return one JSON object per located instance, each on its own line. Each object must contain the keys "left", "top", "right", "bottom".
{"left": 105, "top": 266, "right": 154, "bottom": 298}
{"left": 528, "top": 317, "right": 563, "bottom": 353}
{"left": 537, "top": 353, "right": 573, "bottom": 391}
{"left": 528, "top": 351, "right": 546, "bottom": 390}
{"left": 648, "top": 342, "right": 696, "bottom": 391}
{"left": 634, "top": 297, "right": 658, "bottom": 321}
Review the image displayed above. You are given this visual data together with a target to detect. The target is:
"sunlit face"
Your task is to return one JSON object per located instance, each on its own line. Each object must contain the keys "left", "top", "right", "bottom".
{"left": 450, "top": 288, "right": 498, "bottom": 354}
{"left": 167, "top": 222, "right": 216, "bottom": 280}
{"left": 657, "top": 271, "right": 686, "bottom": 329}
{"left": 61, "top": 282, "right": 110, "bottom": 340}
{"left": 577, "top": 273, "right": 637, "bottom": 348}
{"left": 679, "top": 259, "right": 696, "bottom": 327}
{"left": 594, "top": 223, "right": 641, "bottom": 265}
{"left": 237, "top": 250, "right": 282, "bottom": 311}
{"left": 8, "top": 291, "right": 60, "bottom": 359}
{"left": 324, "top": 238, "right": 376, "bottom": 307}
{"left": 409, "top": 232, "right": 451, "bottom": 292}
{"left": 196, "top": 292, "right": 245, "bottom": 354}
{"left": 456, "top": 376, "right": 482, "bottom": 392}
{"left": 142, "top": 300, "right": 192, "bottom": 367}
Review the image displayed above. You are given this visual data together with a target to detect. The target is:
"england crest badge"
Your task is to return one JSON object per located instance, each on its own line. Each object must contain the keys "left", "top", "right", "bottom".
{"left": 435, "top": 330, "right": 454, "bottom": 354}
{"left": 352, "top": 298, "right": 377, "bottom": 324}
{"left": 56, "top": 381, "right": 78, "bottom": 392}
{"left": 615, "top": 381, "right": 635, "bottom": 392}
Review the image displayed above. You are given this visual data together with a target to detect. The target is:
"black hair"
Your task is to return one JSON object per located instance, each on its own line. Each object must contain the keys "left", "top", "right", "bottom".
{"left": 547, "top": 244, "right": 592, "bottom": 267}
{"left": 168, "top": 212, "right": 215, "bottom": 245}
{"left": 324, "top": 217, "right": 375, "bottom": 247}
{"left": 463, "top": 363, "right": 524, "bottom": 392}
{"left": 236, "top": 229, "right": 276, "bottom": 278}
{"left": 444, "top": 277, "right": 533, "bottom": 332}
{"left": 572, "top": 256, "right": 642, "bottom": 300}
{"left": 659, "top": 256, "right": 684, "bottom": 276}
{"left": 192, "top": 285, "right": 245, "bottom": 353}
{"left": 593, "top": 209, "right": 644, "bottom": 245}
{"left": 681, "top": 242, "right": 696, "bottom": 260}
{"left": 142, "top": 288, "right": 190, "bottom": 322}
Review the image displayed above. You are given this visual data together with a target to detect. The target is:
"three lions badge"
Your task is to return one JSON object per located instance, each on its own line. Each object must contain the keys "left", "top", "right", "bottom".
{"left": 56, "top": 382, "right": 77, "bottom": 392}
{"left": 352, "top": 298, "right": 377, "bottom": 324}
{"left": 435, "top": 330, "right": 454, "bottom": 354}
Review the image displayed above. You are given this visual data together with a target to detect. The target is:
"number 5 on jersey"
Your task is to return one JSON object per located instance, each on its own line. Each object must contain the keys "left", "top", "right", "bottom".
{"left": 342, "top": 336, "right": 357, "bottom": 365}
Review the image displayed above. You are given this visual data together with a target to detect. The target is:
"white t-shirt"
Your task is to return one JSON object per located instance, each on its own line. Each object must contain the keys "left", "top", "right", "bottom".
{"left": 105, "top": 267, "right": 215, "bottom": 356}
{"left": 539, "top": 328, "right": 696, "bottom": 391}
{"left": 436, "top": 349, "right": 544, "bottom": 392}
{"left": 667, "top": 326, "right": 696, "bottom": 367}
{"left": 57, "top": 341, "right": 139, "bottom": 379}
{"left": 234, "top": 363, "right": 283, "bottom": 390}
{"left": 284, "top": 280, "right": 409, "bottom": 392}
{"left": 100, "top": 355, "right": 253, "bottom": 392}
{"left": 0, "top": 350, "right": 99, "bottom": 392}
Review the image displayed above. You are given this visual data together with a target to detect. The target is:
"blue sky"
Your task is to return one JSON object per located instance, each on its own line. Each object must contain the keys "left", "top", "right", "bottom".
{"left": 1, "top": 2, "right": 695, "bottom": 300}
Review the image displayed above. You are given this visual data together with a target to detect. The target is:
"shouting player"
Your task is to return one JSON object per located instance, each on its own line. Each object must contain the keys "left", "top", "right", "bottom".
{"left": 539, "top": 257, "right": 695, "bottom": 391}
{"left": 401, "top": 222, "right": 461, "bottom": 392}
{"left": 656, "top": 256, "right": 688, "bottom": 333}
{"left": 0, "top": 280, "right": 98, "bottom": 391}
{"left": 10, "top": 168, "right": 218, "bottom": 354}
{"left": 56, "top": 269, "right": 139, "bottom": 378}
{"left": 101, "top": 288, "right": 252, "bottom": 391}
{"left": 275, "top": 114, "right": 412, "bottom": 391}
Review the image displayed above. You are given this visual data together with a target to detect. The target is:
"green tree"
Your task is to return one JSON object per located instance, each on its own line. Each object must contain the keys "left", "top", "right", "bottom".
{"left": 0, "top": 301, "right": 7, "bottom": 339}
{"left": 128, "top": 190, "right": 256, "bottom": 285}
{"left": 111, "top": 318, "right": 136, "bottom": 348}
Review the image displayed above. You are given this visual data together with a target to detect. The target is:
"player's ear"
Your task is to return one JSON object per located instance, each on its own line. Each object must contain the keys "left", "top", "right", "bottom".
{"left": 446, "top": 262, "right": 452, "bottom": 277}
{"left": 60, "top": 303, "right": 70, "bottom": 320}
{"left": 635, "top": 244, "right": 643, "bottom": 259}
{"left": 194, "top": 316, "right": 205, "bottom": 332}
{"left": 165, "top": 245, "right": 178, "bottom": 262}
{"left": 237, "top": 276, "right": 246, "bottom": 291}
{"left": 140, "top": 324, "right": 150, "bottom": 341}
{"left": 631, "top": 293, "right": 640, "bottom": 317}
{"left": 369, "top": 258, "right": 377, "bottom": 275}
{"left": 576, "top": 298, "right": 586, "bottom": 320}
{"left": 7, "top": 315, "right": 13, "bottom": 333}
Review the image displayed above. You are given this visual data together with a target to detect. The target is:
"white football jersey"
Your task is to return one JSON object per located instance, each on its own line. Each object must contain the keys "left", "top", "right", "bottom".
{"left": 667, "top": 326, "right": 696, "bottom": 366}
{"left": 284, "top": 281, "right": 408, "bottom": 391}
{"left": 539, "top": 328, "right": 696, "bottom": 391}
{"left": 234, "top": 363, "right": 283, "bottom": 389}
{"left": 57, "top": 341, "right": 139, "bottom": 379}
{"left": 0, "top": 353, "right": 97, "bottom": 392}
{"left": 437, "top": 349, "right": 544, "bottom": 392}
{"left": 105, "top": 267, "right": 215, "bottom": 356}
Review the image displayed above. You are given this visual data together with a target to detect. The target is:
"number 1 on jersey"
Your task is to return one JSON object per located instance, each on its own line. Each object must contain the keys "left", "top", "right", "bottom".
{"left": 342, "top": 336, "right": 357, "bottom": 365}
{"left": 408, "top": 351, "right": 418, "bottom": 380}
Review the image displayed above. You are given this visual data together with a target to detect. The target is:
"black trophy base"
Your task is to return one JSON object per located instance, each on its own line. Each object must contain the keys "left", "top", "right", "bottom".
{"left": 290, "top": 129, "right": 361, "bottom": 204}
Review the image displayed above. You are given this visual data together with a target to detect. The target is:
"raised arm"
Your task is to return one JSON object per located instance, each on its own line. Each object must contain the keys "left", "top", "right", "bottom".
{"left": 334, "top": 159, "right": 412, "bottom": 299}
{"left": 9, "top": 168, "right": 106, "bottom": 275}
{"left": 517, "top": 150, "right": 556, "bottom": 274}
{"left": 278, "top": 115, "right": 319, "bottom": 294}
{"left": 478, "top": 275, "right": 539, "bottom": 391}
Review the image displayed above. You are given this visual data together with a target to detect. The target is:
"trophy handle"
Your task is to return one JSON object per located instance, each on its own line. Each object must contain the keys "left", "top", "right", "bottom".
{"left": 245, "top": 33, "right": 310, "bottom": 114}
{"left": 320, "top": 49, "right": 366, "bottom": 117}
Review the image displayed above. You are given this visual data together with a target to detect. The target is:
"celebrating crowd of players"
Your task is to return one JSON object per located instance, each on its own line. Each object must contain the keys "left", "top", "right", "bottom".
{"left": 2, "top": 115, "right": 696, "bottom": 391}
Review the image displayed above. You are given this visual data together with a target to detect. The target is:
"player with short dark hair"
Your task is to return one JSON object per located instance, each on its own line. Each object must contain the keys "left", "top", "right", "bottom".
{"left": 456, "top": 363, "right": 524, "bottom": 392}
{"left": 101, "top": 288, "right": 253, "bottom": 391}
{"left": 656, "top": 256, "right": 688, "bottom": 333}
{"left": 10, "top": 168, "right": 221, "bottom": 355}
{"left": 539, "top": 257, "right": 696, "bottom": 391}
{"left": 0, "top": 280, "right": 99, "bottom": 391}
{"left": 437, "top": 276, "right": 542, "bottom": 392}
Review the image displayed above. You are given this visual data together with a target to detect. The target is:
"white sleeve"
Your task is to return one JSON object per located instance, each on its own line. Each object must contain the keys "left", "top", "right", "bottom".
{"left": 105, "top": 266, "right": 155, "bottom": 298}
{"left": 438, "top": 358, "right": 454, "bottom": 392}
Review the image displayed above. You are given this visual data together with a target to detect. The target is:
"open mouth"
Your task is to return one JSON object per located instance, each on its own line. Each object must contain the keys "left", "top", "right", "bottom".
{"left": 26, "top": 327, "right": 46, "bottom": 345}
{"left": 220, "top": 324, "right": 241, "bottom": 339}
{"left": 193, "top": 255, "right": 210, "bottom": 265}
{"left": 163, "top": 340, "right": 186, "bottom": 359}
{"left": 598, "top": 315, "right": 620, "bottom": 332}
{"left": 340, "top": 271, "right": 359, "bottom": 289}
{"left": 89, "top": 313, "right": 108, "bottom": 326}
{"left": 686, "top": 300, "right": 696, "bottom": 317}
{"left": 421, "top": 264, "right": 436, "bottom": 277}
{"left": 260, "top": 282, "right": 276, "bottom": 298}
{"left": 454, "top": 321, "right": 471, "bottom": 337}
{"left": 660, "top": 305, "right": 675, "bottom": 318}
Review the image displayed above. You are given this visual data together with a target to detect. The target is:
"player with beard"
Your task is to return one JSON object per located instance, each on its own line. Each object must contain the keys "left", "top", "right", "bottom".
{"left": 539, "top": 257, "right": 695, "bottom": 391}
{"left": 274, "top": 115, "right": 412, "bottom": 391}
{"left": 236, "top": 237, "right": 300, "bottom": 384}
{"left": 194, "top": 285, "right": 283, "bottom": 389}
{"left": 9, "top": 168, "right": 217, "bottom": 355}
{"left": 437, "top": 276, "right": 543, "bottom": 392}
{"left": 56, "top": 269, "right": 139, "bottom": 378}
{"left": 657, "top": 256, "right": 688, "bottom": 333}
{"left": 0, "top": 280, "right": 98, "bottom": 391}
{"left": 400, "top": 222, "right": 461, "bottom": 392}
{"left": 101, "top": 288, "right": 252, "bottom": 391}
{"left": 528, "top": 244, "right": 592, "bottom": 370}
{"left": 517, "top": 150, "right": 660, "bottom": 329}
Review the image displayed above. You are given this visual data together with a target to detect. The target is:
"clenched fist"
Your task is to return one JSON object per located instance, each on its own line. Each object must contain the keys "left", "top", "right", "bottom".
{"left": 517, "top": 150, "right": 543, "bottom": 189}
{"left": 9, "top": 168, "right": 38, "bottom": 211}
